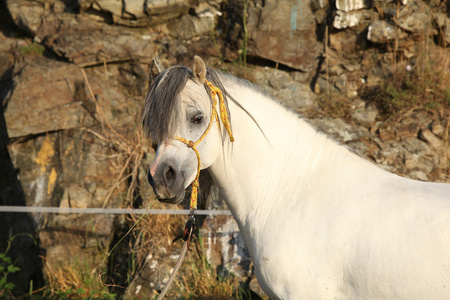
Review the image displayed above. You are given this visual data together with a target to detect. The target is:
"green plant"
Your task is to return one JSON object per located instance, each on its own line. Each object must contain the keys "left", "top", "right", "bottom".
{"left": 238, "top": 0, "right": 249, "bottom": 72}
{"left": 211, "top": 28, "right": 226, "bottom": 68}
{"left": 55, "top": 288, "right": 116, "bottom": 300}
{"left": 19, "top": 43, "right": 45, "bottom": 55}
{"left": 0, "top": 232, "right": 37, "bottom": 297}
{"left": 0, "top": 252, "right": 20, "bottom": 297}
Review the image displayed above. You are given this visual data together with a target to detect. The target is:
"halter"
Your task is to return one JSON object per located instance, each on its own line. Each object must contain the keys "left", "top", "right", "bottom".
{"left": 175, "top": 79, "right": 235, "bottom": 212}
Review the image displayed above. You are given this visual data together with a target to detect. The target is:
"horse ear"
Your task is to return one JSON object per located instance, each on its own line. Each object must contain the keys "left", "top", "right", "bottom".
{"left": 192, "top": 55, "right": 206, "bottom": 84}
{"left": 149, "top": 59, "right": 161, "bottom": 84}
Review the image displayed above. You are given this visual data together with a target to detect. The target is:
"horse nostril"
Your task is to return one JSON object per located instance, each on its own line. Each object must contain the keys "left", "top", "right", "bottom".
{"left": 163, "top": 165, "right": 177, "bottom": 187}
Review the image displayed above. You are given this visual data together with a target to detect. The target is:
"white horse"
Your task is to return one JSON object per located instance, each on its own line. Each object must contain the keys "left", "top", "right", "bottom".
{"left": 142, "top": 56, "right": 450, "bottom": 299}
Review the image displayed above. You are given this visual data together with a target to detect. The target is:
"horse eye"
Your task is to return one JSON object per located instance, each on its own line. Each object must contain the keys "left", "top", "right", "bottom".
{"left": 192, "top": 115, "right": 204, "bottom": 124}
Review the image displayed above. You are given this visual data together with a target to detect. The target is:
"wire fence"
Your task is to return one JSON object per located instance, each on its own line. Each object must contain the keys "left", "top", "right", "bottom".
{"left": 0, "top": 206, "right": 232, "bottom": 215}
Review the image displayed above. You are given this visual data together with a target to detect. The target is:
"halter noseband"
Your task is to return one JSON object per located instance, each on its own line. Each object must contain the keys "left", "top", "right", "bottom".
{"left": 175, "top": 79, "right": 235, "bottom": 212}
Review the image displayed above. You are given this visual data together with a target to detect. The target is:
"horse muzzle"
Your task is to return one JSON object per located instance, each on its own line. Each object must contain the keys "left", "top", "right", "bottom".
{"left": 147, "top": 160, "right": 186, "bottom": 204}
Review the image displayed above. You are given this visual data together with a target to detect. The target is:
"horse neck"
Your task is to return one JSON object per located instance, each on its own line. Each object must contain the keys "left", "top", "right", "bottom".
{"left": 207, "top": 77, "right": 397, "bottom": 236}
{"left": 207, "top": 79, "right": 355, "bottom": 226}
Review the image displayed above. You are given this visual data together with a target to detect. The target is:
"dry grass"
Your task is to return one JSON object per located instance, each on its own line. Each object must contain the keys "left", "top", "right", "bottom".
{"left": 44, "top": 258, "right": 114, "bottom": 299}
{"left": 316, "top": 92, "right": 353, "bottom": 120}
{"left": 168, "top": 235, "right": 247, "bottom": 300}
{"left": 81, "top": 68, "right": 146, "bottom": 208}
{"left": 128, "top": 202, "right": 187, "bottom": 266}
{"left": 36, "top": 67, "right": 154, "bottom": 298}
{"left": 105, "top": 202, "right": 248, "bottom": 299}
{"left": 368, "top": 44, "right": 450, "bottom": 124}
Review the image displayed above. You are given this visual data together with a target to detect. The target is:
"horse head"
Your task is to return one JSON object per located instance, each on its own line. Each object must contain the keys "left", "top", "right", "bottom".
{"left": 142, "top": 56, "right": 229, "bottom": 205}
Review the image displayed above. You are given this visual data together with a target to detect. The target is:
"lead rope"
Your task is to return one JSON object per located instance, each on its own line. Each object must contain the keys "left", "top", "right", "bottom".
{"left": 156, "top": 79, "right": 234, "bottom": 299}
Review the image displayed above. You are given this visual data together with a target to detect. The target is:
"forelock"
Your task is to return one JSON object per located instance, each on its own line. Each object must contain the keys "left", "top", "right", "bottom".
{"left": 141, "top": 66, "right": 192, "bottom": 142}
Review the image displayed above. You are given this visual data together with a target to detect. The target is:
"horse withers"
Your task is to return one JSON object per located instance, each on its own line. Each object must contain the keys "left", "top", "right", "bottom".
{"left": 142, "top": 56, "right": 450, "bottom": 299}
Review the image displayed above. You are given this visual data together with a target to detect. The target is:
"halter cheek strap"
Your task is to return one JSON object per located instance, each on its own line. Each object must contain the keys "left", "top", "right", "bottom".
{"left": 175, "top": 79, "right": 234, "bottom": 211}
{"left": 205, "top": 80, "right": 235, "bottom": 143}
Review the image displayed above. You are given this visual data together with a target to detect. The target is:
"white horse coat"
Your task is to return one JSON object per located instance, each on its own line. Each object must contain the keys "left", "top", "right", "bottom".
{"left": 143, "top": 56, "right": 450, "bottom": 299}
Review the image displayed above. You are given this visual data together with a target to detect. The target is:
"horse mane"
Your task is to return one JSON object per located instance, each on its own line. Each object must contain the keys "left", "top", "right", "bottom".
{"left": 142, "top": 65, "right": 235, "bottom": 142}
{"left": 142, "top": 65, "right": 191, "bottom": 142}
{"left": 142, "top": 63, "right": 271, "bottom": 149}
{"left": 207, "top": 69, "right": 271, "bottom": 145}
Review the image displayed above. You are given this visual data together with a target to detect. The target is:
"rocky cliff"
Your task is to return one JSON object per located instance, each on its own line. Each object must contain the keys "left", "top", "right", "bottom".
{"left": 0, "top": 0, "right": 449, "bottom": 297}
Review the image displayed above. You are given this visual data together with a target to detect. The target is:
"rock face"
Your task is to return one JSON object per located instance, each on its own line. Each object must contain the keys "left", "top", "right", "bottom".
{"left": 0, "top": 102, "right": 43, "bottom": 296}
{"left": 5, "top": 58, "right": 94, "bottom": 137}
{"left": 367, "top": 20, "right": 407, "bottom": 43}
{"left": 0, "top": 0, "right": 449, "bottom": 297}
{"left": 80, "top": 0, "right": 192, "bottom": 27}
{"left": 246, "top": 0, "right": 323, "bottom": 72}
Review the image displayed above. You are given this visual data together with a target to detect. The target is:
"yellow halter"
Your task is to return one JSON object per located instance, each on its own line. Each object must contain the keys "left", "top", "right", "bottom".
{"left": 175, "top": 79, "right": 234, "bottom": 211}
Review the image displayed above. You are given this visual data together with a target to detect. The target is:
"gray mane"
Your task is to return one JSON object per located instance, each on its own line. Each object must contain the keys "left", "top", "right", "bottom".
{"left": 142, "top": 65, "right": 191, "bottom": 142}
{"left": 141, "top": 66, "right": 233, "bottom": 143}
